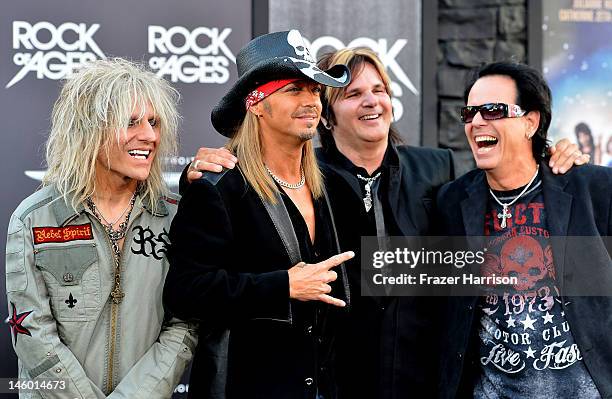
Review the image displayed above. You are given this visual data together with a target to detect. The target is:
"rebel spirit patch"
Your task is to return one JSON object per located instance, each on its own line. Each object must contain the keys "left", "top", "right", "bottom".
{"left": 32, "top": 223, "right": 93, "bottom": 244}
{"left": 7, "top": 302, "right": 32, "bottom": 344}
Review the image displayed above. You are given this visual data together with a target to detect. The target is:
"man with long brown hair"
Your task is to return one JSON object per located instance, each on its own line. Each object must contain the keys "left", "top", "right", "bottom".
{"left": 314, "top": 47, "right": 454, "bottom": 399}
{"left": 163, "top": 30, "right": 353, "bottom": 399}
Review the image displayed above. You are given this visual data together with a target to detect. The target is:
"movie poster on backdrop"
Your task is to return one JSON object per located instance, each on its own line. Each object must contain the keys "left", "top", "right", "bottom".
{"left": 542, "top": 0, "right": 612, "bottom": 167}
{"left": 269, "top": 0, "right": 422, "bottom": 146}
{"left": 0, "top": 0, "right": 251, "bottom": 397}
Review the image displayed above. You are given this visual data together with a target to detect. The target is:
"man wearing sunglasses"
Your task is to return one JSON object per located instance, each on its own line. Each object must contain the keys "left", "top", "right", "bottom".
{"left": 436, "top": 61, "right": 612, "bottom": 398}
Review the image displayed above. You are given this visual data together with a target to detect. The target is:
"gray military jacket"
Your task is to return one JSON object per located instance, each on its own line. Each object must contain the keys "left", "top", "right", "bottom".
{"left": 5, "top": 185, "right": 196, "bottom": 398}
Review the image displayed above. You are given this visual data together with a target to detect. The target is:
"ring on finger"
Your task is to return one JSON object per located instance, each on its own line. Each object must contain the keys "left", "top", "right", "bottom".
{"left": 192, "top": 159, "right": 201, "bottom": 170}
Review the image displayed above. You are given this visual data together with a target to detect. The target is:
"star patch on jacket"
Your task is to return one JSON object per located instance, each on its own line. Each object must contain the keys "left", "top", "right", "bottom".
{"left": 6, "top": 302, "right": 33, "bottom": 344}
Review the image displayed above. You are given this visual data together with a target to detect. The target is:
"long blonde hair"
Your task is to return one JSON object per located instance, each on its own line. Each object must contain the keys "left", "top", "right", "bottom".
{"left": 43, "top": 58, "right": 180, "bottom": 211}
{"left": 227, "top": 112, "right": 323, "bottom": 204}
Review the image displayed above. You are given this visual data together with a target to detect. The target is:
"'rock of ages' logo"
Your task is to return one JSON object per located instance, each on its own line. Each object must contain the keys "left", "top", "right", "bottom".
{"left": 7, "top": 21, "right": 106, "bottom": 88}
{"left": 147, "top": 25, "right": 236, "bottom": 84}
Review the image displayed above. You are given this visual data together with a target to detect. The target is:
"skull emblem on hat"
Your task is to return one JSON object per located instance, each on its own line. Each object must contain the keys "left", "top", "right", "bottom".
{"left": 287, "top": 30, "right": 316, "bottom": 62}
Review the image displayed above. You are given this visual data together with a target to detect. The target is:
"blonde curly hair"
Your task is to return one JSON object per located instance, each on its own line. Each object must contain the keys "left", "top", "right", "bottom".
{"left": 43, "top": 57, "right": 180, "bottom": 211}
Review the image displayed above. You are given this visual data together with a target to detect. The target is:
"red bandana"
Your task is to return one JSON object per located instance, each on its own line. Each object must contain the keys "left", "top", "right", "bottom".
{"left": 245, "top": 79, "right": 299, "bottom": 110}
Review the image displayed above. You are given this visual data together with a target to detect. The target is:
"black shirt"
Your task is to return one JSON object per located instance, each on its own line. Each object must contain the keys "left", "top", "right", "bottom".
{"left": 279, "top": 187, "right": 335, "bottom": 326}
{"left": 322, "top": 140, "right": 402, "bottom": 236}
{"left": 321, "top": 141, "right": 402, "bottom": 399}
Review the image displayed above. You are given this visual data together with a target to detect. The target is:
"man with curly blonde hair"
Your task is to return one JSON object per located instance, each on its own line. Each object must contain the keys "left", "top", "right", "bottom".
{"left": 5, "top": 58, "right": 195, "bottom": 398}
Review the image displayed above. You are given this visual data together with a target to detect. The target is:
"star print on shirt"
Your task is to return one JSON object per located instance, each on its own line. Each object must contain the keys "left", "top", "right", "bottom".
{"left": 542, "top": 311, "right": 554, "bottom": 324}
{"left": 506, "top": 315, "right": 516, "bottom": 328}
{"left": 520, "top": 314, "right": 537, "bottom": 331}
{"left": 7, "top": 302, "right": 33, "bottom": 345}
{"left": 524, "top": 346, "right": 536, "bottom": 359}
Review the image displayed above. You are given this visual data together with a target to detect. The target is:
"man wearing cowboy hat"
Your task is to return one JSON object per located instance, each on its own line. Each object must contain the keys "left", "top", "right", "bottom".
{"left": 163, "top": 30, "right": 354, "bottom": 399}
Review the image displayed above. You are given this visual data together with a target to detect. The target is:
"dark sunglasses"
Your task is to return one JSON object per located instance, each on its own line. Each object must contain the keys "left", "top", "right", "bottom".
{"left": 460, "top": 103, "right": 526, "bottom": 123}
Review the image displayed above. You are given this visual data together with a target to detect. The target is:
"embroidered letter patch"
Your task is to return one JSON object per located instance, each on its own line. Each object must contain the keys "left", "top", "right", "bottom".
{"left": 32, "top": 224, "right": 93, "bottom": 244}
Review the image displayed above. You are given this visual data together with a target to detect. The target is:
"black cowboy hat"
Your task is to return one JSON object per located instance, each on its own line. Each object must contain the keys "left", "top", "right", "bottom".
{"left": 211, "top": 29, "right": 351, "bottom": 137}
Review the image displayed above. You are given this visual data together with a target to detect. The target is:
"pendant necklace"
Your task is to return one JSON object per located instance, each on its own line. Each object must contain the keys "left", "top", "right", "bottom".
{"left": 357, "top": 172, "right": 382, "bottom": 212}
{"left": 489, "top": 166, "right": 539, "bottom": 229}
{"left": 86, "top": 190, "right": 138, "bottom": 304}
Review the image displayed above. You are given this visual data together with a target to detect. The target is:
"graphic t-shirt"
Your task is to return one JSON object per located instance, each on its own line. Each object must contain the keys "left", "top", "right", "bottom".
{"left": 473, "top": 174, "right": 600, "bottom": 398}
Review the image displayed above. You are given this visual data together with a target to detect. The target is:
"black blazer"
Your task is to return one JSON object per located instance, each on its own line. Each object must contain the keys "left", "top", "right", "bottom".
{"left": 435, "top": 162, "right": 612, "bottom": 399}
{"left": 165, "top": 167, "right": 349, "bottom": 399}
{"left": 317, "top": 144, "right": 455, "bottom": 399}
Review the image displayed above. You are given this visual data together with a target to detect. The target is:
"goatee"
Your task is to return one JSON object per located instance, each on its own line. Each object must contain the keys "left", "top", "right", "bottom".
{"left": 298, "top": 131, "right": 315, "bottom": 142}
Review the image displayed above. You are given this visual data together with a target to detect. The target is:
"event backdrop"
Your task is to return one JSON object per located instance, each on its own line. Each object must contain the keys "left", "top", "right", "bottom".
{"left": 542, "top": 0, "right": 612, "bottom": 167}
{"left": 0, "top": 0, "right": 421, "bottom": 397}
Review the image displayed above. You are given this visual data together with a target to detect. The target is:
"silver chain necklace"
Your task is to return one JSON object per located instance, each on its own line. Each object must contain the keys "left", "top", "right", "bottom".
{"left": 86, "top": 190, "right": 138, "bottom": 304}
{"left": 265, "top": 165, "right": 305, "bottom": 189}
{"left": 357, "top": 172, "right": 382, "bottom": 212}
{"left": 489, "top": 166, "right": 539, "bottom": 229}
{"left": 91, "top": 196, "right": 135, "bottom": 235}
{"left": 86, "top": 191, "right": 138, "bottom": 240}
